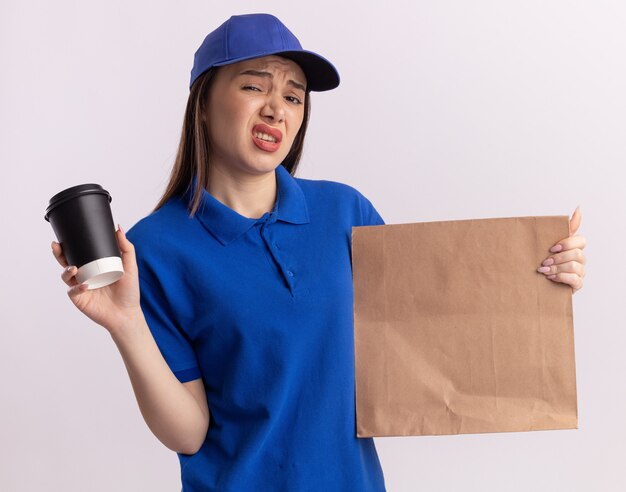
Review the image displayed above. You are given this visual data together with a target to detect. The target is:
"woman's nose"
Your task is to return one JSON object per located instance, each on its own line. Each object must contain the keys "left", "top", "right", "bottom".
{"left": 260, "top": 93, "right": 285, "bottom": 123}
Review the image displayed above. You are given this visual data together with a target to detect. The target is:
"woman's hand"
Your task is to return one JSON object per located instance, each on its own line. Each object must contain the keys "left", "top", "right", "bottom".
{"left": 51, "top": 225, "right": 143, "bottom": 334}
{"left": 537, "top": 206, "right": 586, "bottom": 294}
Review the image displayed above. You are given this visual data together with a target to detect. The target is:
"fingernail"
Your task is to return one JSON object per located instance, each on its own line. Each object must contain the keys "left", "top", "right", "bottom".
{"left": 542, "top": 258, "right": 554, "bottom": 266}
{"left": 537, "top": 266, "right": 551, "bottom": 273}
{"left": 118, "top": 224, "right": 124, "bottom": 235}
{"left": 547, "top": 274, "right": 556, "bottom": 279}
{"left": 66, "top": 266, "right": 74, "bottom": 273}
{"left": 550, "top": 245, "right": 562, "bottom": 252}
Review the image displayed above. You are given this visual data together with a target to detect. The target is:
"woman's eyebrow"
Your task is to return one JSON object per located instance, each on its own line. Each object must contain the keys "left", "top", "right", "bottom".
{"left": 238, "top": 69, "right": 306, "bottom": 92}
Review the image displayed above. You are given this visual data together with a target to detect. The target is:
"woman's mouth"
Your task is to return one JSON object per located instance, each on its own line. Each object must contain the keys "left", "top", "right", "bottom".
{"left": 252, "top": 124, "right": 282, "bottom": 152}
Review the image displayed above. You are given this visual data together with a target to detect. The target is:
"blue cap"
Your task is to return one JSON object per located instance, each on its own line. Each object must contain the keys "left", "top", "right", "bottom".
{"left": 189, "top": 13, "right": 340, "bottom": 92}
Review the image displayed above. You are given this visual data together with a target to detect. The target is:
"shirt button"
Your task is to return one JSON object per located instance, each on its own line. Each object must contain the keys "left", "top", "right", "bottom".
{"left": 287, "top": 270, "right": 294, "bottom": 277}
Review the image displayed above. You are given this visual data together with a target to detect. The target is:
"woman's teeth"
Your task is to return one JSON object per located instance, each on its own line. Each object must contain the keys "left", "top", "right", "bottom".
{"left": 254, "top": 132, "right": 277, "bottom": 143}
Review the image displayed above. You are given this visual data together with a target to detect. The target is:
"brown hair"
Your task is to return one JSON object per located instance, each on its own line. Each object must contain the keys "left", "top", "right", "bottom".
{"left": 152, "top": 67, "right": 311, "bottom": 217}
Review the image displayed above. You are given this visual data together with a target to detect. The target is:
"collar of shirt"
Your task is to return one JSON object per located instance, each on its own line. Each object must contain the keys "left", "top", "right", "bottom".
{"left": 184, "top": 164, "right": 310, "bottom": 246}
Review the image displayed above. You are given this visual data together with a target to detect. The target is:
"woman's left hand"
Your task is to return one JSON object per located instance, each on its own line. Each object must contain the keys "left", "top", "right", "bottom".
{"left": 537, "top": 206, "right": 586, "bottom": 294}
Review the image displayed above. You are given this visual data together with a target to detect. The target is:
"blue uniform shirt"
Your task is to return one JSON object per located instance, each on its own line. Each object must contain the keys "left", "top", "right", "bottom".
{"left": 126, "top": 164, "right": 386, "bottom": 491}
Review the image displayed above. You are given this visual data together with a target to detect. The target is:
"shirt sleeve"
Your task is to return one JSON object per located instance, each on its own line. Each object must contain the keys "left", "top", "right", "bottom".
{"left": 358, "top": 191, "right": 386, "bottom": 226}
{"left": 137, "top": 274, "right": 202, "bottom": 383}
{"left": 128, "top": 225, "right": 202, "bottom": 384}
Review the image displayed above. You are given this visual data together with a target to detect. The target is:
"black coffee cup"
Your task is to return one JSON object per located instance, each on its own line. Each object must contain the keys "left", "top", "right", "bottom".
{"left": 45, "top": 184, "right": 124, "bottom": 289}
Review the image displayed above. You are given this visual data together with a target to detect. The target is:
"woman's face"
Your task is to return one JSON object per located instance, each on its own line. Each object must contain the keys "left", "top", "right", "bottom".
{"left": 205, "top": 55, "right": 307, "bottom": 176}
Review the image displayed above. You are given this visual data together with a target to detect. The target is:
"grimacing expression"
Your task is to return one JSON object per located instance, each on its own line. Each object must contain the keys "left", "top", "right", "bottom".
{"left": 205, "top": 55, "right": 307, "bottom": 175}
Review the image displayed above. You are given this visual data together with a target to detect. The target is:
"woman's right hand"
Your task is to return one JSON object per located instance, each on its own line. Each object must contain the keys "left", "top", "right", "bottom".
{"left": 51, "top": 225, "right": 143, "bottom": 335}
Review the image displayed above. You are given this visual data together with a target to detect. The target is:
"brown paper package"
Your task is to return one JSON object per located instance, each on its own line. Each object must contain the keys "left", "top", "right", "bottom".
{"left": 352, "top": 216, "right": 577, "bottom": 437}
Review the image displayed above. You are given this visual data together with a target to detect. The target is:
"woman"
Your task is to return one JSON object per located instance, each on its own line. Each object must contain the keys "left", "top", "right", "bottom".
{"left": 50, "top": 13, "right": 587, "bottom": 491}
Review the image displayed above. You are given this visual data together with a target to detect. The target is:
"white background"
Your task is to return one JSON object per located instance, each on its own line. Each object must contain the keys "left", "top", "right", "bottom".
{"left": 1, "top": 1, "right": 624, "bottom": 490}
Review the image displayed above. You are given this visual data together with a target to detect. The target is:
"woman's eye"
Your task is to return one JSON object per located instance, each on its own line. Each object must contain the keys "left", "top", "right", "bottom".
{"left": 285, "top": 96, "right": 302, "bottom": 105}
{"left": 243, "top": 85, "right": 261, "bottom": 92}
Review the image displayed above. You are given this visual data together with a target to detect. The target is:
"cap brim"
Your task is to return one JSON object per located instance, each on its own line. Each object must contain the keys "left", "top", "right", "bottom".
{"left": 213, "top": 49, "right": 340, "bottom": 92}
